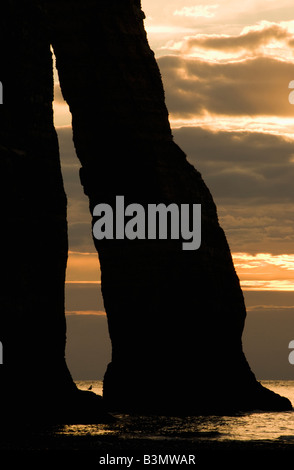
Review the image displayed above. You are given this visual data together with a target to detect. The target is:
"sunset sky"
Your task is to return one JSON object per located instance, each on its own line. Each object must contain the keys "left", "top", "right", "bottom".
{"left": 53, "top": 0, "right": 294, "bottom": 380}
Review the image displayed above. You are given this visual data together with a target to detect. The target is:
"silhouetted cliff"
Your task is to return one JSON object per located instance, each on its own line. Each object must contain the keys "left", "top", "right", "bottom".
{"left": 0, "top": 1, "right": 108, "bottom": 422}
{"left": 0, "top": 0, "right": 72, "bottom": 411}
{"left": 0, "top": 0, "right": 291, "bottom": 419}
{"left": 48, "top": 0, "right": 291, "bottom": 413}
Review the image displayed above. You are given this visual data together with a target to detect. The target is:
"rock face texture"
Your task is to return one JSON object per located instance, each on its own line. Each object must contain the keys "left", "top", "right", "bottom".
{"left": 0, "top": 0, "right": 291, "bottom": 418}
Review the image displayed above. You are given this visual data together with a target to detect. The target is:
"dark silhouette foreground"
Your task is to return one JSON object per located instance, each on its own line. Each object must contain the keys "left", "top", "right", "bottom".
{"left": 0, "top": 0, "right": 291, "bottom": 422}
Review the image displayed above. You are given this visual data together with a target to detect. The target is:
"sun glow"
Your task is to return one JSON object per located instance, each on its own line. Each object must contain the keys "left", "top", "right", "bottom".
{"left": 65, "top": 251, "right": 294, "bottom": 292}
{"left": 233, "top": 252, "right": 294, "bottom": 291}
{"left": 169, "top": 115, "right": 294, "bottom": 138}
{"left": 66, "top": 251, "right": 100, "bottom": 283}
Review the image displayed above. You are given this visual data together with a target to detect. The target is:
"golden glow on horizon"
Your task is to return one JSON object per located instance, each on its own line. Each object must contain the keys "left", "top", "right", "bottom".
{"left": 233, "top": 252, "right": 294, "bottom": 271}
{"left": 240, "top": 280, "right": 294, "bottom": 291}
{"left": 66, "top": 251, "right": 100, "bottom": 283}
{"left": 66, "top": 310, "right": 106, "bottom": 316}
{"left": 54, "top": 114, "right": 294, "bottom": 140}
{"left": 66, "top": 251, "right": 294, "bottom": 292}
{"left": 169, "top": 116, "right": 294, "bottom": 137}
{"left": 233, "top": 253, "right": 294, "bottom": 291}
{"left": 66, "top": 281, "right": 101, "bottom": 284}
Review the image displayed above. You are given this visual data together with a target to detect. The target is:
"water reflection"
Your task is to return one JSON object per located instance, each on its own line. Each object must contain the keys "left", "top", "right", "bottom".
{"left": 56, "top": 410, "right": 294, "bottom": 443}
{"left": 53, "top": 381, "right": 294, "bottom": 443}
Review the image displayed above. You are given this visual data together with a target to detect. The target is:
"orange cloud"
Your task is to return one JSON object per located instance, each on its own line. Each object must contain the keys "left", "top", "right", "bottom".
{"left": 232, "top": 252, "right": 294, "bottom": 291}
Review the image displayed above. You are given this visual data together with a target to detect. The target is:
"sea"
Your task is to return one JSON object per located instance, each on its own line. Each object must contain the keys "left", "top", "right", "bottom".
{"left": 59, "top": 380, "right": 294, "bottom": 443}
{"left": 2, "top": 380, "right": 294, "bottom": 465}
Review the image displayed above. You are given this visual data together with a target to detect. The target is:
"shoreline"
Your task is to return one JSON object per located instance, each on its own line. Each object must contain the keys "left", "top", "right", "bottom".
{"left": 1, "top": 381, "right": 293, "bottom": 464}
